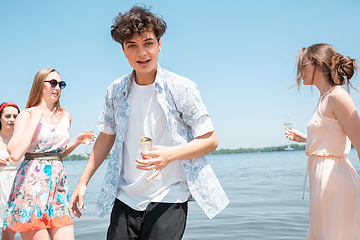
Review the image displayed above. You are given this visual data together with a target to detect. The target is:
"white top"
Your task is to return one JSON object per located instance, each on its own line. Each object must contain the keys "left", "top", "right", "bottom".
{"left": 0, "top": 150, "right": 22, "bottom": 171}
{"left": 101, "top": 79, "right": 214, "bottom": 211}
{"left": 0, "top": 150, "right": 23, "bottom": 224}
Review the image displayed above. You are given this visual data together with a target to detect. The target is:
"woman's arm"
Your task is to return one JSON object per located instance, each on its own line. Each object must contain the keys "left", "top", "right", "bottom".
{"left": 62, "top": 112, "right": 94, "bottom": 157}
{"left": 7, "top": 108, "right": 42, "bottom": 161}
{"left": 62, "top": 133, "right": 95, "bottom": 158}
{"left": 285, "top": 128, "right": 307, "bottom": 143}
{"left": 330, "top": 90, "right": 360, "bottom": 160}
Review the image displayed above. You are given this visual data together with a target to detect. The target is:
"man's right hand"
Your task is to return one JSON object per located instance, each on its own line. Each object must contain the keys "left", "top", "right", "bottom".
{"left": 68, "top": 132, "right": 116, "bottom": 218}
{"left": 68, "top": 184, "right": 87, "bottom": 218}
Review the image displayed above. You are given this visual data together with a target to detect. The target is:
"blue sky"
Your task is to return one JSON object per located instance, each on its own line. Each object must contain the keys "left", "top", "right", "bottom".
{"left": 1, "top": 0, "right": 360, "bottom": 155}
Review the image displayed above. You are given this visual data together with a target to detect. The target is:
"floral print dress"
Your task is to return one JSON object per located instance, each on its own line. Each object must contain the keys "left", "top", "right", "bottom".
{"left": 3, "top": 111, "right": 73, "bottom": 231}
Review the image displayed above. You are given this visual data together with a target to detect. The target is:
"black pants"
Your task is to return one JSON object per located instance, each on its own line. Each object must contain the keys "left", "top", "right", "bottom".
{"left": 107, "top": 199, "right": 188, "bottom": 240}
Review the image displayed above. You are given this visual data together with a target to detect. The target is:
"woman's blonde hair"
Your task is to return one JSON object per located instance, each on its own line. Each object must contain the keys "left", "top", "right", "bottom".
{"left": 25, "top": 68, "right": 64, "bottom": 113}
{"left": 295, "top": 43, "right": 358, "bottom": 90}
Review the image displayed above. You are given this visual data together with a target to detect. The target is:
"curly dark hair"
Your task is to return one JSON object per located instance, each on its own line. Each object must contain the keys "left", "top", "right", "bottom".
{"left": 111, "top": 5, "right": 167, "bottom": 45}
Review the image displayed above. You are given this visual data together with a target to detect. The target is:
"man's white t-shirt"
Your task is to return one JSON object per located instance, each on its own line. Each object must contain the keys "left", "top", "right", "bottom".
{"left": 109, "top": 79, "right": 214, "bottom": 211}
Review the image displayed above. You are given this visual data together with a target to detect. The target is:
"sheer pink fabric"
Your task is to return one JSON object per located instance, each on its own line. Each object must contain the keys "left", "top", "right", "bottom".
{"left": 305, "top": 89, "right": 360, "bottom": 240}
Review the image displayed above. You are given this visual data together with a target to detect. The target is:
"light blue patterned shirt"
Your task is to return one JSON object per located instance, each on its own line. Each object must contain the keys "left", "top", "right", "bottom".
{"left": 96, "top": 65, "right": 229, "bottom": 219}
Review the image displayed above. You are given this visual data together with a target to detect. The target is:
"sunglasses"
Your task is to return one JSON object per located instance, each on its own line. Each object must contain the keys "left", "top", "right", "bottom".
{"left": 44, "top": 79, "right": 67, "bottom": 89}
{"left": 302, "top": 61, "right": 314, "bottom": 67}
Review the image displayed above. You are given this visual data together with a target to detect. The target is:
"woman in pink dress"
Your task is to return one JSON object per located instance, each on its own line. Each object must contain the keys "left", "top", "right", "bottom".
{"left": 3, "top": 68, "right": 93, "bottom": 240}
{"left": 286, "top": 43, "right": 360, "bottom": 239}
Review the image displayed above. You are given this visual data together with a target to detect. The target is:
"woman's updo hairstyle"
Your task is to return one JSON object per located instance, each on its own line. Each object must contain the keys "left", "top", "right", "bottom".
{"left": 296, "top": 43, "right": 358, "bottom": 90}
{"left": 330, "top": 52, "right": 357, "bottom": 86}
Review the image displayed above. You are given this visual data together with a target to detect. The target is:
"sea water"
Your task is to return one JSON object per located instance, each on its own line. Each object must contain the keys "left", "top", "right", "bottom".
{"left": 8, "top": 150, "right": 360, "bottom": 239}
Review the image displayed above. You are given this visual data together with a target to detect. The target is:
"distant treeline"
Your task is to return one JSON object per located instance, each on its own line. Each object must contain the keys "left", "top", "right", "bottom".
{"left": 63, "top": 154, "right": 111, "bottom": 161}
{"left": 208, "top": 144, "right": 306, "bottom": 155}
{"left": 62, "top": 144, "right": 306, "bottom": 160}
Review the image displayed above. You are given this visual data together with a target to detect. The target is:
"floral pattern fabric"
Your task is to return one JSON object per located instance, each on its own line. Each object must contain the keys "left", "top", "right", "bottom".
{"left": 3, "top": 159, "right": 72, "bottom": 231}
{"left": 3, "top": 112, "right": 72, "bottom": 231}
{"left": 27, "top": 111, "right": 70, "bottom": 154}
{"left": 96, "top": 64, "right": 229, "bottom": 219}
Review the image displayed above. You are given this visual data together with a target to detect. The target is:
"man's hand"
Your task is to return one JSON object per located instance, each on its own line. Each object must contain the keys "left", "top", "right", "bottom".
{"left": 136, "top": 145, "right": 174, "bottom": 181}
{"left": 68, "top": 184, "right": 87, "bottom": 218}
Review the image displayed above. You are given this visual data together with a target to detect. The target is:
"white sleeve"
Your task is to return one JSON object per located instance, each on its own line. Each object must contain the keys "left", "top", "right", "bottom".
{"left": 97, "top": 123, "right": 116, "bottom": 135}
{"left": 192, "top": 115, "right": 215, "bottom": 138}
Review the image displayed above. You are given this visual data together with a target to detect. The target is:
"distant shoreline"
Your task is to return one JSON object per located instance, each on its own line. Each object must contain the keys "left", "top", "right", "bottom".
{"left": 208, "top": 144, "right": 306, "bottom": 155}
{"left": 62, "top": 144, "right": 306, "bottom": 161}
{"left": 63, "top": 154, "right": 111, "bottom": 161}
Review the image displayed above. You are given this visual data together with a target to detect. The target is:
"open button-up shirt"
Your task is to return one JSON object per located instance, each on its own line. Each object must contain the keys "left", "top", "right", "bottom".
{"left": 96, "top": 65, "right": 229, "bottom": 219}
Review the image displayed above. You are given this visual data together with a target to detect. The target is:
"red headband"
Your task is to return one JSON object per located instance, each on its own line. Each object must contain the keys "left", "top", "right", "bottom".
{"left": 0, "top": 102, "right": 20, "bottom": 114}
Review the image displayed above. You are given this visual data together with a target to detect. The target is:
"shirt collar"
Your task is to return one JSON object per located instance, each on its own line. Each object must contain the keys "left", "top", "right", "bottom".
{"left": 124, "top": 64, "right": 164, "bottom": 98}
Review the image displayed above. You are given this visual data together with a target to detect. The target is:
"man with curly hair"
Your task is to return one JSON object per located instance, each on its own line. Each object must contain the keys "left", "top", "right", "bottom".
{"left": 69, "top": 5, "right": 229, "bottom": 240}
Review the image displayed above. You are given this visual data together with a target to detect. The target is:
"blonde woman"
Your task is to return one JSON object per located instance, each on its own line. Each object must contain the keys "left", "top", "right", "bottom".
{"left": 3, "top": 69, "right": 92, "bottom": 240}
{"left": 286, "top": 43, "right": 360, "bottom": 239}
